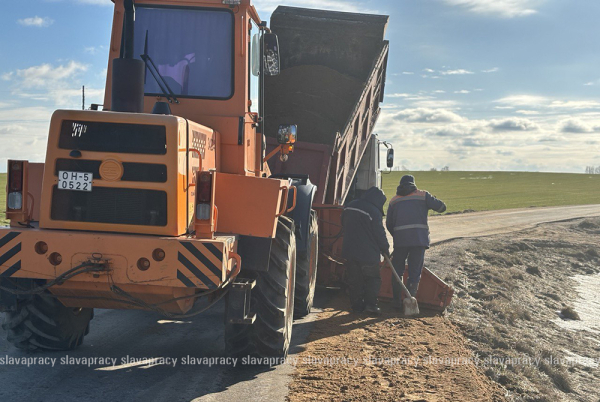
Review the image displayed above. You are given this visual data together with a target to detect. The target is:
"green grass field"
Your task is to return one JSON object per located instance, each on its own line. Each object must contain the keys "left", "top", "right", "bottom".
{"left": 382, "top": 171, "right": 600, "bottom": 214}
{"left": 1, "top": 172, "right": 599, "bottom": 225}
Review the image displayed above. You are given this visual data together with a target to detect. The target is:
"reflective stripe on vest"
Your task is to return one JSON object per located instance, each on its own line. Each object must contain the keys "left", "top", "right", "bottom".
{"left": 394, "top": 224, "right": 429, "bottom": 231}
{"left": 390, "top": 195, "right": 425, "bottom": 205}
{"left": 389, "top": 192, "right": 426, "bottom": 206}
{"left": 344, "top": 207, "right": 373, "bottom": 221}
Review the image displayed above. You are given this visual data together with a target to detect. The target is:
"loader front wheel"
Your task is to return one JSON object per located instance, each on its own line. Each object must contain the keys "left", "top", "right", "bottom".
{"left": 2, "top": 291, "right": 93, "bottom": 351}
{"left": 294, "top": 210, "right": 318, "bottom": 318}
{"left": 225, "top": 216, "right": 296, "bottom": 361}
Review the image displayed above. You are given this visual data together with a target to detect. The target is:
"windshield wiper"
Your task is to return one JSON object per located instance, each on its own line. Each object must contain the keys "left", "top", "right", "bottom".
{"left": 141, "top": 31, "right": 180, "bottom": 104}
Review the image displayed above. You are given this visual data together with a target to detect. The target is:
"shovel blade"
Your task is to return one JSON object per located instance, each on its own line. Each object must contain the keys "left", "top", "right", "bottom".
{"left": 403, "top": 297, "right": 420, "bottom": 317}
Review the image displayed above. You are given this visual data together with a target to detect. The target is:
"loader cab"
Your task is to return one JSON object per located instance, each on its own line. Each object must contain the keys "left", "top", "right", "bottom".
{"left": 103, "top": 0, "right": 279, "bottom": 177}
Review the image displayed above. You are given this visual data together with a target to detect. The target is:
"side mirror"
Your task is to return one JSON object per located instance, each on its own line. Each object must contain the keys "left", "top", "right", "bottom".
{"left": 277, "top": 124, "right": 298, "bottom": 144}
{"left": 264, "top": 33, "right": 280, "bottom": 76}
{"left": 386, "top": 148, "right": 394, "bottom": 169}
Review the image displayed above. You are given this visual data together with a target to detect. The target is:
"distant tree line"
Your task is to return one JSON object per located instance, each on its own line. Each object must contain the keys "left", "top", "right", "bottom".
{"left": 585, "top": 166, "right": 600, "bottom": 174}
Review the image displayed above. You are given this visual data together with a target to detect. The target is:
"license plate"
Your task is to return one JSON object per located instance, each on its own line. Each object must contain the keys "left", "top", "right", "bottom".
{"left": 58, "top": 171, "right": 93, "bottom": 192}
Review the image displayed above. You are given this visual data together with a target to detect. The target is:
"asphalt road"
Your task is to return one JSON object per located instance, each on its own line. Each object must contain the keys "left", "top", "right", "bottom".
{"left": 2, "top": 204, "right": 600, "bottom": 402}
{"left": 429, "top": 204, "right": 600, "bottom": 244}
{"left": 0, "top": 295, "right": 328, "bottom": 402}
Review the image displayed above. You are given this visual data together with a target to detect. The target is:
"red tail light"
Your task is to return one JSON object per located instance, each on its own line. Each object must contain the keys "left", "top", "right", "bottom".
{"left": 198, "top": 172, "right": 212, "bottom": 203}
{"left": 9, "top": 161, "right": 23, "bottom": 192}
{"left": 7, "top": 161, "right": 25, "bottom": 211}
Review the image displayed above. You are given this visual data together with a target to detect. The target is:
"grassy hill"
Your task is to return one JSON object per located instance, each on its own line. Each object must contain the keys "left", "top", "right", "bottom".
{"left": 382, "top": 171, "right": 600, "bottom": 214}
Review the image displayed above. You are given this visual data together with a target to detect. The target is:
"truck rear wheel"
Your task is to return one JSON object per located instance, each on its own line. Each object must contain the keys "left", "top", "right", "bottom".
{"left": 294, "top": 210, "right": 318, "bottom": 318}
{"left": 225, "top": 216, "right": 296, "bottom": 360}
{"left": 2, "top": 292, "right": 93, "bottom": 351}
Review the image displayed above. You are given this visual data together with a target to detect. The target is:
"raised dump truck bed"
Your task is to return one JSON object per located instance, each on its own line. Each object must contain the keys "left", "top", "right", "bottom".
{"left": 265, "top": 8, "right": 453, "bottom": 311}
{"left": 265, "top": 6, "right": 389, "bottom": 205}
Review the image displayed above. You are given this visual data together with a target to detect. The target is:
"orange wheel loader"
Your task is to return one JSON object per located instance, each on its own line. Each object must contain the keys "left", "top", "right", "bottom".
{"left": 0, "top": 0, "right": 450, "bottom": 359}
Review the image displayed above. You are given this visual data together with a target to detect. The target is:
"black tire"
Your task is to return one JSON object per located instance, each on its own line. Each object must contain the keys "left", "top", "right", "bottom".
{"left": 294, "top": 210, "right": 318, "bottom": 318}
{"left": 2, "top": 292, "right": 93, "bottom": 351}
{"left": 225, "top": 216, "right": 296, "bottom": 360}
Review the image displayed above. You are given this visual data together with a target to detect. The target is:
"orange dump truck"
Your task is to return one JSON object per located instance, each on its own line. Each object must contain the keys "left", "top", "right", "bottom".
{"left": 0, "top": 0, "right": 449, "bottom": 359}
{"left": 264, "top": 7, "right": 453, "bottom": 311}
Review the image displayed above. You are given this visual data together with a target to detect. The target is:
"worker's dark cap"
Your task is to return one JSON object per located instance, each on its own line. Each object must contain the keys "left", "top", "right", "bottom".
{"left": 400, "top": 175, "right": 415, "bottom": 186}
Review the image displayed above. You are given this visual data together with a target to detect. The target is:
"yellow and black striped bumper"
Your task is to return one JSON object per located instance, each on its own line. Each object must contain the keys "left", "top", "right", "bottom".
{"left": 0, "top": 228, "right": 238, "bottom": 290}
{"left": 0, "top": 231, "right": 22, "bottom": 279}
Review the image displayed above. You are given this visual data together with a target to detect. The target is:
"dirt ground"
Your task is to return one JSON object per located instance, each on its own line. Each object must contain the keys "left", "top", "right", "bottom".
{"left": 287, "top": 296, "right": 506, "bottom": 402}
{"left": 287, "top": 218, "right": 600, "bottom": 402}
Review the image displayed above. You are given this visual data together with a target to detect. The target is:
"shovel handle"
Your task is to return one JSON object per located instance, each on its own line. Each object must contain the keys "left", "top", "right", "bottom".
{"left": 383, "top": 254, "right": 414, "bottom": 300}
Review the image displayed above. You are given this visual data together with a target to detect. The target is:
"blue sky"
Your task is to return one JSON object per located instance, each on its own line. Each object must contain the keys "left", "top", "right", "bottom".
{"left": 1, "top": 0, "right": 599, "bottom": 172}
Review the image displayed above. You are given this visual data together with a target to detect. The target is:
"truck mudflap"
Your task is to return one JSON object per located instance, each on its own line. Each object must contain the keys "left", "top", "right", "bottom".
{"left": 0, "top": 228, "right": 239, "bottom": 314}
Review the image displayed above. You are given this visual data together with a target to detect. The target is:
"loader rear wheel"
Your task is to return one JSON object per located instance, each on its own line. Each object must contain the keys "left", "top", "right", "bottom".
{"left": 2, "top": 291, "right": 93, "bottom": 351}
{"left": 225, "top": 216, "right": 296, "bottom": 361}
{"left": 294, "top": 210, "right": 318, "bottom": 318}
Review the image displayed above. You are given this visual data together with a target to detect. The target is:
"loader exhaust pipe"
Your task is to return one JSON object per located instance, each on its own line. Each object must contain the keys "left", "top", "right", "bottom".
{"left": 111, "top": 0, "right": 145, "bottom": 113}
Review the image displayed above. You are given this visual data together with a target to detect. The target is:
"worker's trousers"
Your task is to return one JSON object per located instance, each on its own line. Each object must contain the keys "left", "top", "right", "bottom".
{"left": 346, "top": 260, "right": 381, "bottom": 311}
{"left": 392, "top": 246, "right": 426, "bottom": 299}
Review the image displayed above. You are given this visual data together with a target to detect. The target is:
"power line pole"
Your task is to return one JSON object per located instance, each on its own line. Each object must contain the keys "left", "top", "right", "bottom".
{"left": 82, "top": 86, "right": 85, "bottom": 110}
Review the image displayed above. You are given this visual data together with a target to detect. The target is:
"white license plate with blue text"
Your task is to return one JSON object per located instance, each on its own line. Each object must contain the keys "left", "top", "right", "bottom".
{"left": 58, "top": 171, "right": 93, "bottom": 192}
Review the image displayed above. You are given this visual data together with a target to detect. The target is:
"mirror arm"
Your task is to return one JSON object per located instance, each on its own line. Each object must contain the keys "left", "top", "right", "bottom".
{"left": 264, "top": 144, "right": 284, "bottom": 164}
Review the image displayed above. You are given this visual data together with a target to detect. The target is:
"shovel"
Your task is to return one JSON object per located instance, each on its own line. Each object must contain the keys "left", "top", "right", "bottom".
{"left": 383, "top": 254, "right": 420, "bottom": 316}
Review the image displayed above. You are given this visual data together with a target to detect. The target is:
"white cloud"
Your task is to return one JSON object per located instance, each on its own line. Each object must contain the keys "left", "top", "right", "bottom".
{"left": 489, "top": 117, "right": 538, "bottom": 131}
{"left": 426, "top": 123, "right": 483, "bottom": 138}
{"left": 17, "top": 16, "right": 54, "bottom": 28}
{"left": 440, "top": 69, "right": 474, "bottom": 75}
{"left": 433, "top": 90, "right": 446, "bottom": 94}
{"left": 412, "top": 100, "right": 460, "bottom": 109}
{"left": 548, "top": 100, "right": 600, "bottom": 110}
{"left": 558, "top": 119, "right": 598, "bottom": 134}
{"left": 424, "top": 68, "right": 436, "bottom": 73}
{"left": 496, "top": 96, "right": 600, "bottom": 112}
{"left": 10, "top": 61, "right": 88, "bottom": 89}
{"left": 516, "top": 110, "right": 540, "bottom": 115}
{"left": 482, "top": 67, "right": 500, "bottom": 73}
{"left": 2, "top": 61, "right": 103, "bottom": 107}
{"left": 84, "top": 45, "right": 108, "bottom": 55}
{"left": 0, "top": 106, "right": 54, "bottom": 124}
{"left": 402, "top": 72, "right": 414, "bottom": 75}
{"left": 442, "top": 0, "right": 544, "bottom": 18}
{"left": 394, "top": 108, "right": 464, "bottom": 123}
{"left": 374, "top": 107, "right": 600, "bottom": 172}
{"left": 495, "top": 95, "right": 549, "bottom": 107}
{"left": 454, "top": 90, "right": 471, "bottom": 94}
{"left": 387, "top": 93, "right": 412, "bottom": 98}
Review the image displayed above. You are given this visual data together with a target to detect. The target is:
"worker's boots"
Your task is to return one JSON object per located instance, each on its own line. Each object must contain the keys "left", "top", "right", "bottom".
{"left": 364, "top": 304, "right": 381, "bottom": 316}
{"left": 407, "top": 282, "right": 419, "bottom": 298}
